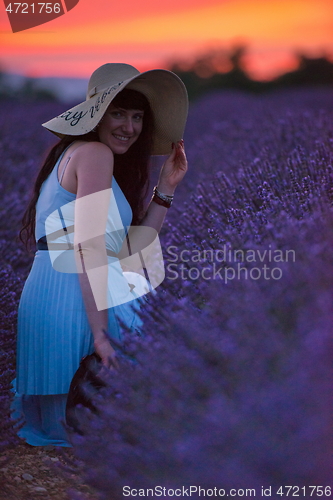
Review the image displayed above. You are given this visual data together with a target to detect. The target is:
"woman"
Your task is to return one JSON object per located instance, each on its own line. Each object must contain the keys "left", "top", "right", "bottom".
{"left": 13, "top": 63, "right": 188, "bottom": 447}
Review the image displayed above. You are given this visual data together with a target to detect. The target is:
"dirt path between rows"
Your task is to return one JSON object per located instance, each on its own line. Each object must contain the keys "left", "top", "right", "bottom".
{"left": 0, "top": 443, "right": 100, "bottom": 500}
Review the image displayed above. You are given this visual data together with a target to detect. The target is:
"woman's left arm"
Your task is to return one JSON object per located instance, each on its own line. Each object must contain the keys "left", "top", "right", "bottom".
{"left": 120, "top": 140, "right": 187, "bottom": 262}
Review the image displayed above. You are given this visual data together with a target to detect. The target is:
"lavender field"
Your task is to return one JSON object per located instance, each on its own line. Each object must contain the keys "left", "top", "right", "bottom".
{"left": 1, "top": 88, "right": 333, "bottom": 499}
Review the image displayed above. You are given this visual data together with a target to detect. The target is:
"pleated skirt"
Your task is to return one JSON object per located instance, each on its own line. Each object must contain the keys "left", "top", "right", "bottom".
{"left": 11, "top": 384, "right": 71, "bottom": 447}
{"left": 13, "top": 250, "right": 143, "bottom": 446}
{"left": 16, "top": 250, "right": 142, "bottom": 395}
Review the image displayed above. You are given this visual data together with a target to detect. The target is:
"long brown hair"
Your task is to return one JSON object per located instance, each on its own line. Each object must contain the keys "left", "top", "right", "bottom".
{"left": 20, "top": 89, "right": 154, "bottom": 248}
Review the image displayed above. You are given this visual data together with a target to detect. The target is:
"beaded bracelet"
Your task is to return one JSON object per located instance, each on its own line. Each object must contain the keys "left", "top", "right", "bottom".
{"left": 152, "top": 186, "right": 174, "bottom": 208}
{"left": 152, "top": 194, "right": 172, "bottom": 208}
{"left": 153, "top": 186, "right": 174, "bottom": 202}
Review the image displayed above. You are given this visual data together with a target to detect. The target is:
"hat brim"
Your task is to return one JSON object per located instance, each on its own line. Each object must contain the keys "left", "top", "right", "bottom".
{"left": 42, "top": 69, "right": 188, "bottom": 156}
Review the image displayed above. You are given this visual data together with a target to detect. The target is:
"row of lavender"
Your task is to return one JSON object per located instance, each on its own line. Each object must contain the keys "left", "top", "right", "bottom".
{"left": 0, "top": 101, "right": 63, "bottom": 450}
{"left": 1, "top": 89, "right": 333, "bottom": 497}
{"left": 71, "top": 89, "right": 333, "bottom": 499}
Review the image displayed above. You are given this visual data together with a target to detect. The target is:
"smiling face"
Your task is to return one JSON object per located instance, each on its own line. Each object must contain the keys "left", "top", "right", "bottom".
{"left": 98, "top": 103, "right": 144, "bottom": 154}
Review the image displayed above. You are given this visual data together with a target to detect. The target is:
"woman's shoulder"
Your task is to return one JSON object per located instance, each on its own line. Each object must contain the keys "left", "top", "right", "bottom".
{"left": 69, "top": 141, "right": 114, "bottom": 174}
{"left": 70, "top": 141, "right": 114, "bottom": 193}
{"left": 71, "top": 140, "right": 113, "bottom": 159}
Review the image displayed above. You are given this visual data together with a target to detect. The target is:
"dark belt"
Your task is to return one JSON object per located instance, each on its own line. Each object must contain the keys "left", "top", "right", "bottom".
{"left": 37, "top": 236, "right": 49, "bottom": 250}
{"left": 37, "top": 236, "right": 118, "bottom": 258}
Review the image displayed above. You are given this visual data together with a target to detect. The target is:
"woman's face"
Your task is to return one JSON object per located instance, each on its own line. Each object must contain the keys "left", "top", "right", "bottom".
{"left": 98, "top": 103, "right": 144, "bottom": 154}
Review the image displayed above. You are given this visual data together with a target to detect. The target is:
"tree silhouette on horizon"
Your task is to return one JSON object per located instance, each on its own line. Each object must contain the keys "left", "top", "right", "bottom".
{"left": 169, "top": 47, "right": 333, "bottom": 100}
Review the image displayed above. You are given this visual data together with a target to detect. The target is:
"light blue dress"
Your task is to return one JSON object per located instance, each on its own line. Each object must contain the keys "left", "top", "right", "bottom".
{"left": 12, "top": 145, "right": 143, "bottom": 446}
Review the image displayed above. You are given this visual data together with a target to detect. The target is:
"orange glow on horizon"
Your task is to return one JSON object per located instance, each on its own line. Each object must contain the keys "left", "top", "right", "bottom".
{"left": 0, "top": 0, "right": 332, "bottom": 80}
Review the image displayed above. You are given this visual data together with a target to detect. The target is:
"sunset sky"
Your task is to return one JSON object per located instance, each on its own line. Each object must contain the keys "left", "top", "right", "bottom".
{"left": 1, "top": 0, "right": 333, "bottom": 80}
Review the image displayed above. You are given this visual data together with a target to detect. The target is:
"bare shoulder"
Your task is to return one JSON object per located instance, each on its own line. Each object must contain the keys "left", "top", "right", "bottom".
{"left": 73, "top": 141, "right": 114, "bottom": 163}
{"left": 72, "top": 141, "right": 114, "bottom": 196}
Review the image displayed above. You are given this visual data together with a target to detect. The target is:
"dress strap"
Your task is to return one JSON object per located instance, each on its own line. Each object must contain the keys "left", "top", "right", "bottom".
{"left": 59, "top": 142, "right": 86, "bottom": 186}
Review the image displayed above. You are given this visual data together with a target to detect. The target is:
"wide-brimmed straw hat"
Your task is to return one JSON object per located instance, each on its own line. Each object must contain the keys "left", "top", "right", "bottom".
{"left": 42, "top": 63, "right": 188, "bottom": 155}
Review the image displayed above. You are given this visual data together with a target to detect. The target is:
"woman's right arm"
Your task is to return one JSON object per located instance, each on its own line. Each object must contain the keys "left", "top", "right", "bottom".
{"left": 72, "top": 142, "right": 118, "bottom": 368}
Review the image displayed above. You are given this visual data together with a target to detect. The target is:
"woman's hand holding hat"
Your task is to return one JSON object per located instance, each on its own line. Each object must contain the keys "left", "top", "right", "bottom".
{"left": 157, "top": 140, "right": 188, "bottom": 194}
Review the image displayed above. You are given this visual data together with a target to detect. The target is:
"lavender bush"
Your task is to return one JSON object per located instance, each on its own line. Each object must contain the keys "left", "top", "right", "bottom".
{"left": 68, "top": 90, "right": 333, "bottom": 497}
{"left": 1, "top": 89, "right": 333, "bottom": 491}
{"left": 0, "top": 265, "right": 23, "bottom": 451}
{"left": 0, "top": 100, "right": 63, "bottom": 449}
{"left": 70, "top": 204, "right": 333, "bottom": 499}
{"left": 0, "top": 100, "right": 64, "bottom": 274}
